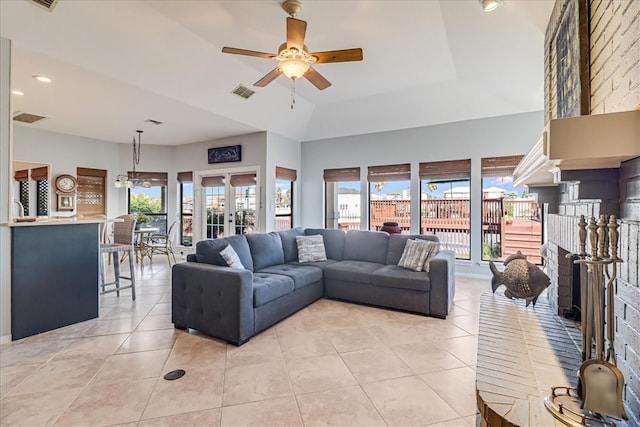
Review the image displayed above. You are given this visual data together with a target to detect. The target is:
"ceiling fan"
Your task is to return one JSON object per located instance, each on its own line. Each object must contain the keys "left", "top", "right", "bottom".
{"left": 222, "top": 0, "right": 363, "bottom": 91}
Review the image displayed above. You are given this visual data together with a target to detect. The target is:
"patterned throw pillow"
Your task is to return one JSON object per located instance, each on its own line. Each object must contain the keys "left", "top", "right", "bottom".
{"left": 398, "top": 239, "right": 438, "bottom": 272}
{"left": 296, "top": 235, "right": 327, "bottom": 263}
{"left": 220, "top": 244, "right": 245, "bottom": 269}
{"left": 421, "top": 241, "right": 440, "bottom": 272}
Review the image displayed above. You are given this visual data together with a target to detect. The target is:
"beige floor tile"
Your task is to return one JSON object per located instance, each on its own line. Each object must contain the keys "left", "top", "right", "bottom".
{"left": 369, "top": 321, "right": 433, "bottom": 347}
{"left": 274, "top": 310, "right": 325, "bottom": 336}
{"left": 116, "top": 329, "right": 179, "bottom": 354}
{"left": 277, "top": 330, "right": 336, "bottom": 360}
{"left": 286, "top": 354, "right": 357, "bottom": 394}
{"left": 138, "top": 408, "right": 221, "bottom": 426}
{"left": 1, "top": 387, "right": 82, "bottom": 427}
{"left": 84, "top": 317, "right": 144, "bottom": 336}
{"left": 142, "top": 366, "right": 223, "bottom": 419}
{"left": 451, "top": 299, "right": 480, "bottom": 314}
{"left": 318, "top": 311, "right": 365, "bottom": 331}
{"left": 448, "top": 314, "right": 480, "bottom": 335}
{"left": 328, "top": 326, "right": 385, "bottom": 353}
{"left": 149, "top": 303, "right": 171, "bottom": 316}
{"left": 93, "top": 349, "right": 171, "bottom": 383}
{"left": 163, "top": 333, "right": 226, "bottom": 371}
{"left": 223, "top": 360, "right": 293, "bottom": 406}
{"left": 341, "top": 346, "right": 413, "bottom": 383}
{"left": 0, "top": 363, "right": 40, "bottom": 397}
{"left": 0, "top": 340, "right": 72, "bottom": 367}
{"left": 7, "top": 356, "right": 106, "bottom": 396}
{"left": 296, "top": 385, "right": 386, "bottom": 426}
{"left": 55, "top": 378, "right": 156, "bottom": 426}
{"left": 157, "top": 293, "right": 171, "bottom": 303}
{"left": 390, "top": 342, "right": 466, "bottom": 374}
{"left": 423, "top": 415, "right": 477, "bottom": 427}
{"left": 101, "top": 303, "right": 154, "bottom": 320}
{"left": 439, "top": 335, "right": 478, "bottom": 366}
{"left": 25, "top": 320, "right": 97, "bottom": 343}
{"left": 305, "top": 298, "right": 354, "bottom": 315}
{"left": 55, "top": 333, "right": 129, "bottom": 358}
{"left": 363, "top": 376, "right": 459, "bottom": 426}
{"left": 220, "top": 396, "right": 302, "bottom": 427}
{"left": 421, "top": 366, "right": 478, "bottom": 417}
{"left": 226, "top": 333, "right": 283, "bottom": 369}
{"left": 136, "top": 314, "right": 173, "bottom": 332}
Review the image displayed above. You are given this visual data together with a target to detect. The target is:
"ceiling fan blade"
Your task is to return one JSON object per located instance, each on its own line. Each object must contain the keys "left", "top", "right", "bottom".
{"left": 254, "top": 68, "right": 282, "bottom": 87}
{"left": 286, "top": 17, "right": 307, "bottom": 51}
{"left": 222, "top": 47, "right": 276, "bottom": 59}
{"left": 310, "top": 48, "right": 363, "bottom": 63}
{"left": 304, "top": 66, "right": 331, "bottom": 90}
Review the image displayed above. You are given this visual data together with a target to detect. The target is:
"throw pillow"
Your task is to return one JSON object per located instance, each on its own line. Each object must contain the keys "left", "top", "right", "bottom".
{"left": 296, "top": 235, "right": 327, "bottom": 263}
{"left": 397, "top": 239, "right": 431, "bottom": 272}
{"left": 421, "top": 241, "right": 440, "bottom": 272}
{"left": 220, "top": 244, "right": 245, "bottom": 269}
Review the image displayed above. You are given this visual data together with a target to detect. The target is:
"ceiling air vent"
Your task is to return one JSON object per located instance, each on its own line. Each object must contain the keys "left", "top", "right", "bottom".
{"left": 232, "top": 85, "right": 255, "bottom": 99}
{"left": 27, "top": 0, "right": 59, "bottom": 12}
{"left": 145, "top": 119, "right": 163, "bottom": 125}
{"left": 13, "top": 112, "right": 47, "bottom": 124}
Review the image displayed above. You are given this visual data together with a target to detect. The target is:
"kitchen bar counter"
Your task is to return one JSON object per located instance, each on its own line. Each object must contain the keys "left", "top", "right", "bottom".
{"left": 10, "top": 220, "right": 100, "bottom": 340}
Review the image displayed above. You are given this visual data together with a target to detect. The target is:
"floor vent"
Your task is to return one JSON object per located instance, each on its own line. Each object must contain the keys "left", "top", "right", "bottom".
{"left": 13, "top": 112, "right": 47, "bottom": 123}
{"left": 28, "top": 0, "right": 59, "bottom": 12}
{"left": 231, "top": 85, "right": 255, "bottom": 99}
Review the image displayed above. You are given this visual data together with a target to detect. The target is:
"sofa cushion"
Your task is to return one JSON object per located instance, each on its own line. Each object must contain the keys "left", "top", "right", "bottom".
{"left": 398, "top": 239, "right": 439, "bottom": 272}
{"left": 220, "top": 244, "right": 245, "bottom": 269}
{"left": 246, "top": 232, "right": 284, "bottom": 271}
{"left": 422, "top": 242, "right": 441, "bottom": 272}
{"left": 296, "top": 235, "right": 327, "bottom": 263}
{"left": 287, "top": 259, "right": 339, "bottom": 269}
{"left": 322, "top": 260, "right": 382, "bottom": 284}
{"left": 386, "top": 234, "right": 439, "bottom": 265}
{"left": 195, "top": 235, "right": 253, "bottom": 272}
{"left": 258, "top": 264, "right": 323, "bottom": 290}
{"left": 278, "top": 227, "right": 305, "bottom": 262}
{"left": 343, "top": 230, "right": 389, "bottom": 264}
{"left": 370, "top": 265, "right": 431, "bottom": 292}
{"left": 305, "top": 228, "right": 346, "bottom": 261}
{"left": 252, "top": 273, "right": 295, "bottom": 307}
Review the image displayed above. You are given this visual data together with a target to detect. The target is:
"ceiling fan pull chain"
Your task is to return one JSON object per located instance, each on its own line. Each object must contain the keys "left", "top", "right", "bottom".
{"left": 290, "top": 79, "right": 296, "bottom": 109}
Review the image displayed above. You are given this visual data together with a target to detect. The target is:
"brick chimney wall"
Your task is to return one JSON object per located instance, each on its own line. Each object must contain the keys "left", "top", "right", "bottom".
{"left": 543, "top": 0, "right": 640, "bottom": 422}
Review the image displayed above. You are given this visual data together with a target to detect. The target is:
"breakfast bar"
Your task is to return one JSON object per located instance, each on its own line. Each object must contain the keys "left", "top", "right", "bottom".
{"left": 8, "top": 219, "right": 101, "bottom": 340}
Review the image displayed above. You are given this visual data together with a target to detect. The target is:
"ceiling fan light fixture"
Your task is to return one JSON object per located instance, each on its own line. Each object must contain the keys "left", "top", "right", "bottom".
{"left": 480, "top": 0, "right": 502, "bottom": 12}
{"left": 279, "top": 58, "right": 309, "bottom": 80}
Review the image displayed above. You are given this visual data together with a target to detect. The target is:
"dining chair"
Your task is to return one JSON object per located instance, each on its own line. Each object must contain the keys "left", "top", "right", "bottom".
{"left": 99, "top": 214, "right": 136, "bottom": 300}
{"left": 145, "top": 220, "right": 178, "bottom": 266}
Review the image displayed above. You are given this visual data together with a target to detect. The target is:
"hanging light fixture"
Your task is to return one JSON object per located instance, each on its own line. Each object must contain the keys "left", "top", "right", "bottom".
{"left": 114, "top": 130, "right": 150, "bottom": 188}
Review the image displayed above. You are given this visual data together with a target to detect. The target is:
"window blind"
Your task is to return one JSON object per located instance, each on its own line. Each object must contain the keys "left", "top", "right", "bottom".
{"left": 77, "top": 168, "right": 106, "bottom": 216}
{"left": 14, "top": 169, "right": 28, "bottom": 182}
{"left": 275, "top": 166, "right": 297, "bottom": 182}
{"left": 127, "top": 171, "right": 168, "bottom": 186}
{"left": 30, "top": 166, "right": 49, "bottom": 181}
{"left": 367, "top": 164, "right": 410, "bottom": 182}
{"left": 230, "top": 174, "right": 256, "bottom": 187}
{"left": 323, "top": 167, "right": 360, "bottom": 182}
{"left": 481, "top": 155, "right": 524, "bottom": 177}
{"left": 201, "top": 176, "right": 225, "bottom": 187}
{"left": 419, "top": 159, "right": 471, "bottom": 181}
{"left": 177, "top": 171, "right": 193, "bottom": 183}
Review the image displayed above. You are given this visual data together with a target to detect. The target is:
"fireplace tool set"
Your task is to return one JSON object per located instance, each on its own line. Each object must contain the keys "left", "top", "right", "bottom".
{"left": 545, "top": 214, "right": 628, "bottom": 426}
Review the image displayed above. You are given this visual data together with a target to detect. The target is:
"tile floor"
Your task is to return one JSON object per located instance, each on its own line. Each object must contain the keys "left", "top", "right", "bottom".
{"left": 0, "top": 256, "right": 489, "bottom": 427}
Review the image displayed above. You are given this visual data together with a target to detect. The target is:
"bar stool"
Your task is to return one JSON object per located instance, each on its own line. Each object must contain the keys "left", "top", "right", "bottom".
{"left": 99, "top": 214, "right": 136, "bottom": 300}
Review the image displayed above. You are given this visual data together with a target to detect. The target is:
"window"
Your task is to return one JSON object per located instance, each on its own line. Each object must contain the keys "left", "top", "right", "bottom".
{"left": 230, "top": 174, "right": 257, "bottom": 235}
{"left": 76, "top": 167, "right": 106, "bottom": 216}
{"left": 203, "top": 176, "right": 225, "bottom": 239}
{"left": 481, "top": 155, "right": 542, "bottom": 263}
{"left": 419, "top": 159, "right": 471, "bottom": 259}
{"left": 275, "top": 166, "right": 296, "bottom": 230}
{"left": 177, "top": 172, "right": 193, "bottom": 246}
{"left": 14, "top": 169, "right": 29, "bottom": 215}
{"left": 368, "top": 164, "right": 411, "bottom": 233}
{"left": 31, "top": 166, "right": 49, "bottom": 217}
{"left": 324, "top": 167, "right": 360, "bottom": 230}
{"left": 128, "top": 172, "right": 168, "bottom": 233}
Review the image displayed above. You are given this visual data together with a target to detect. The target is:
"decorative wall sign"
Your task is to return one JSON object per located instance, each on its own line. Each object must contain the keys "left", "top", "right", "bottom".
{"left": 208, "top": 145, "right": 242, "bottom": 164}
{"left": 545, "top": 0, "right": 589, "bottom": 120}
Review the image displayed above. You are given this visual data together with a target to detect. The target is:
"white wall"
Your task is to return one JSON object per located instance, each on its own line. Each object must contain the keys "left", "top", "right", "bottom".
{"left": 1, "top": 38, "right": 13, "bottom": 343}
{"left": 266, "top": 133, "right": 302, "bottom": 230}
{"left": 300, "top": 111, "right": 544, "bottom": 276}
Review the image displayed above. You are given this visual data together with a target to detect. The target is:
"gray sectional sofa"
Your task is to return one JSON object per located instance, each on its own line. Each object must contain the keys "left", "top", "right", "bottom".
{"left": 172, "top": 228, "right": 455, "bottom": 345}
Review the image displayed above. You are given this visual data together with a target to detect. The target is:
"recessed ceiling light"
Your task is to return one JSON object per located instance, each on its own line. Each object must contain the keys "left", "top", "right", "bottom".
{"left": 32, "top": 75, "right": 52, "bottom": 83}
{"left": 12, "top": 90, "right": 24, "bottom": 96}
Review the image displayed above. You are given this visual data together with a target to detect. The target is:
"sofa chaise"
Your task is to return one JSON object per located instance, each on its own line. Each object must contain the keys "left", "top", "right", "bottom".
{"left": 172, "top": 228, "right": 455, "bottom": 345}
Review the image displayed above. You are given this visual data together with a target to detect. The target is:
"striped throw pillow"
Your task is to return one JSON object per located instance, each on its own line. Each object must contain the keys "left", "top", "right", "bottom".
{"left": 422, "top": 241, "right": 440, "bottom": 272}
{"left": 398, "top": 239, "right": 436, "bottom": 272}
{"left": 296, "top": 235, "right": 327, "bottom": 263}
{"left": 220, "top": 244, "right": 245, "bottom": 269}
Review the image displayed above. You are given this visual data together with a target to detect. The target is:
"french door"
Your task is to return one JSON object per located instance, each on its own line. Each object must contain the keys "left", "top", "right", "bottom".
{"left": 202, "top": 171, "right": 258, "bottom": 238}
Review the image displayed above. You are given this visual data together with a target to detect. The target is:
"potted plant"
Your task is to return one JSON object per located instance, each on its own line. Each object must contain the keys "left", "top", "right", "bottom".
{"left": 135, "top": 213, "right": 152, "bottom": 229}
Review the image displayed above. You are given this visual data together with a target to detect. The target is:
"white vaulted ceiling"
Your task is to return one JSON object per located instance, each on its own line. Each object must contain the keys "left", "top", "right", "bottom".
{"left": 1, "top": 0, "right": 554, "bottom": 146}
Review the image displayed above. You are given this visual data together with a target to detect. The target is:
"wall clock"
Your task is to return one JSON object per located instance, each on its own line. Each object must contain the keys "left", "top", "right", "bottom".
{"left": 55, "top": 174, "right": 78, "bottom": 193}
